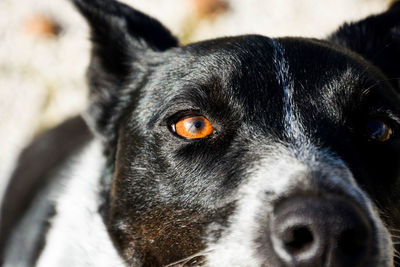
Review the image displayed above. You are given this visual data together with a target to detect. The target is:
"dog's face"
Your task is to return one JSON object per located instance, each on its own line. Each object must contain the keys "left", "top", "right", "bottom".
{"left": 74, "top": 0, "right": 400, "bottom": 266}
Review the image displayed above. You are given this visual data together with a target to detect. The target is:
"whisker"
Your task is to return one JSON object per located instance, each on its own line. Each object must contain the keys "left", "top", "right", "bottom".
{"left": 393, "top": 248, "right": 400, "bottom": 258}
{"left": 395, "top": 253, "right": 400, "bottom": 263}
{"left": 376, "top": 77, "right": 400, "bottom": 83}
{"left": 163, "top": 249, "right": 212, "bottom": 267}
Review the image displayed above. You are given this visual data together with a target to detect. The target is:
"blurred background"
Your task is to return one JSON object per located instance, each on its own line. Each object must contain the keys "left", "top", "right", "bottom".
{"left": 0, "top": 0, "right": 394, "bottom": 198}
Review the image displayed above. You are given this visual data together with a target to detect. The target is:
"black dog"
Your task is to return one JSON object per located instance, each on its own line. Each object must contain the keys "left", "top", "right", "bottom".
{"left": 1, "top": 0, "right": 400, "bottom": 266}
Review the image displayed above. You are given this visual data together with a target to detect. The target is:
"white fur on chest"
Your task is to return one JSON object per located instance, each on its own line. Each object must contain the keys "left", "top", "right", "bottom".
{"left": 37, "top": 140, "right": 125, "bottom": 267}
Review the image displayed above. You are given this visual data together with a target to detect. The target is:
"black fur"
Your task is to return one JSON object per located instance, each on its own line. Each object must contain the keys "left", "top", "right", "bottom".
{"left": 329, "top": 1, "right": 400, "bottom": 89}
{"left": 74, "top": 0, "right": 400, "bottom": 264}
{"left": 73, "top": 0, "right": 178, "bottom": 142}
{"left": 2, "top": 0, "right": 400, "bottom": 266}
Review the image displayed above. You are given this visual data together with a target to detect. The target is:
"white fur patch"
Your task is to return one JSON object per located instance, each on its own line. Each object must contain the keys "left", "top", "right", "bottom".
{"left": 271, "top": 39, "right": 304, "bottom": 142}
{"left": 206, "top": 148, "right": 305, "bottom": 266}
{"left": 36, "top": 140, "right": 125, "bottom": 267}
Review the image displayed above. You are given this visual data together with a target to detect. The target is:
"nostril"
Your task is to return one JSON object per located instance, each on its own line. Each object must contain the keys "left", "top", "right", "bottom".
{"left": 282, "top": 226, "right": 314, "bottom": 255}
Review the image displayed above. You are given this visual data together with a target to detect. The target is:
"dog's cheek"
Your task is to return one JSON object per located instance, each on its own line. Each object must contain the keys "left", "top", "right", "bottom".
{"left": 107, "top": 169, "right": 236, "bottom": 266}
{"left": 108, "top": 207, "right": 210, "bottom": 266}
{"left": 105, "top": 132, "right": 209, "bottom": 265}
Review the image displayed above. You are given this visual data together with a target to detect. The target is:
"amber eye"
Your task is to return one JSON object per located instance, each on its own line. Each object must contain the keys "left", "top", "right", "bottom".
{"left": 365, "top": 120, "right": 393, "bottom": 142}
{"left": 172, "top": 115, "right": 213, "bottom": 139}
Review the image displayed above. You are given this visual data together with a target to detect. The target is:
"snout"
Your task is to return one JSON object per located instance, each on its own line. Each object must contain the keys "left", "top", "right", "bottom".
{"left": 268, "top": 196, "right": 373, "bottom": 267}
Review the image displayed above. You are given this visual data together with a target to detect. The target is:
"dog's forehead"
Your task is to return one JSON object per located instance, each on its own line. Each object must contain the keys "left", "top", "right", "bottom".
{"left": 141, "top": 35, "right": 381, "bottom": 130}
{"left": 155, "top": 35, "right": 374, "bottom": 104}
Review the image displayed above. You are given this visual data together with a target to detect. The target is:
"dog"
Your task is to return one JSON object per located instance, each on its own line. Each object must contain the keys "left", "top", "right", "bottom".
{"left": 1, "top": 0, "right": 400, "bottom": 266}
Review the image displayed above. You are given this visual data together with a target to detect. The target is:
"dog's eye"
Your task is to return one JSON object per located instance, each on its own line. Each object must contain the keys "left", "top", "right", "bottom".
{"left": 172, "top": 115, "right": 213, "bottom": 139}
{"left": 365, "top": 119, "right": 393, "bottom": 142}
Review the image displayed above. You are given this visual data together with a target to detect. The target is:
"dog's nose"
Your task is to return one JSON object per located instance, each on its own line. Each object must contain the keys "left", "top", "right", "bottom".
{"left": 269, "top": 196, "right": 372, "bottom": 267}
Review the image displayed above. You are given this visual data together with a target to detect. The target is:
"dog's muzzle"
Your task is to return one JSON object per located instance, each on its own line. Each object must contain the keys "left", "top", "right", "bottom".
{"left": 206, "top": 149, "right": 393, "bottom": 267}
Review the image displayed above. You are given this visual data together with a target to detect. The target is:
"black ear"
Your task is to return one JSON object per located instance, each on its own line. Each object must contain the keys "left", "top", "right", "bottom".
{"left": 329, "top": 1, "right": 400, "bottom": 89}
{"left": 72, "top": 0, "right": 178, "bottom": 141}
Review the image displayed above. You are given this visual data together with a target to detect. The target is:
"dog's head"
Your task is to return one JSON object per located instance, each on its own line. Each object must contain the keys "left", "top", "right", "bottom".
{"left": 73, "top": 0, "right": 400, "bottom": 266}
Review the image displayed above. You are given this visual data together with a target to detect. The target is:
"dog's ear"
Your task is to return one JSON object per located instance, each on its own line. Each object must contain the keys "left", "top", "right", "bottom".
{"left": 72, "top": 0, "right": 178, "bottom": 141}
{"left": 329, "top": 1, "right": 400, "bottom": 89}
